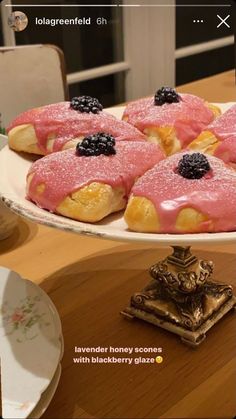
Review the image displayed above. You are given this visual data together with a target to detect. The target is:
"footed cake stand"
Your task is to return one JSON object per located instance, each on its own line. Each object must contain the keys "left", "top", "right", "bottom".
{"left": 121, "top": 245, "right": 236, "bottom": 346}
{"left": 0, "top": 102, "right": 235, "bottom": 347}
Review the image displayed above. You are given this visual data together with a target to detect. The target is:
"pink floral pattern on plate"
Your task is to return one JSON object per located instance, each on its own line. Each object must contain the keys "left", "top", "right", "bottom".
{"left": 1, "top": 295, "right": 50, "bottom": 342}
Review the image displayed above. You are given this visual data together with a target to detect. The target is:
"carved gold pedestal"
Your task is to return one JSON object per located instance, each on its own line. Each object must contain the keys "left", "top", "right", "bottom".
{"left": 121, "top": 246, "right": 236, "bottom": 347}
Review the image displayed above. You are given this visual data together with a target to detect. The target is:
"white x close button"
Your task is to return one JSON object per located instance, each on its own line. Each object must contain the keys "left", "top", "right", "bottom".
{"left": 217, "top": 14, "right": 230, "bottom": 29}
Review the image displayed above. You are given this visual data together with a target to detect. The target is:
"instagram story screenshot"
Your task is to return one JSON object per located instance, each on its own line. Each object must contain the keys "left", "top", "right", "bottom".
{"left": 0, "top": 1, "right": 235, "bottom": 419}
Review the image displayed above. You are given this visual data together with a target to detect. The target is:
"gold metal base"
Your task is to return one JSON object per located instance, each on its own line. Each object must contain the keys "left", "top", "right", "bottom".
{"left": 121, "top": 246, "right": 236, "bottom": 347}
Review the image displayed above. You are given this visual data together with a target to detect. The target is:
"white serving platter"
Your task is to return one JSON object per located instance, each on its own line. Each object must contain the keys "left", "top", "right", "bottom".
{"left": 0, "top": 103, "right": 236, "bottom": 246}
{"left": 0, "top": 267, "right": 63, "bottom": 419}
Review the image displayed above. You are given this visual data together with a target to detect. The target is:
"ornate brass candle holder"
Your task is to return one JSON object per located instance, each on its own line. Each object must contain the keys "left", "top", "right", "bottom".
{"left": 121, "top": 246, "right": 236, "bottom": 347}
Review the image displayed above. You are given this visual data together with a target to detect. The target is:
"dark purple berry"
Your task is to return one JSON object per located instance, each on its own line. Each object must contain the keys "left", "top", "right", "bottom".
{"left": 70, "top": 96, "right": 103, "bottom": 114}
{"left": 177, "top": 153, "right": 211, "bottom": 179}
{"left": 76, "top": 133, "right": 116, "bottom": 157}
{"left": 154, "top": 87, "right": 181, "bottom": 106}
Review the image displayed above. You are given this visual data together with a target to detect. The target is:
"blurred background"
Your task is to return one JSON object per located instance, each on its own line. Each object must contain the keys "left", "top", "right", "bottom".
{"left": 0, "top": 0, "right": 234, "bottom": 110}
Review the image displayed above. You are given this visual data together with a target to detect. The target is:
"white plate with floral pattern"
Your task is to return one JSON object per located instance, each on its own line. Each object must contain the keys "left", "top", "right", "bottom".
{"left": 0, "top": 267, "right": 63, "bottom": 419}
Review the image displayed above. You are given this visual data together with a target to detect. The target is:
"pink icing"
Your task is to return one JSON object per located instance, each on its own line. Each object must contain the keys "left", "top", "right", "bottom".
{"left": 214, "top": 135, "right": 236, "bottom": 166}
{"left": 27, "top": 141, "right": 164, "bottom": 212}
{"left": 202, "top": 105, "right": 236, "bottom": 165}
{"left": 7, "top": 102, "right": 145, "bottom": 154}
{"left": 123, "top": 94, "right": 214, "bottom": 147}
{"left": 131, "top": 152, "right": 236, "bottom": 233}
{"left": 208, "top": 104, "right": 236, "bottom": 140}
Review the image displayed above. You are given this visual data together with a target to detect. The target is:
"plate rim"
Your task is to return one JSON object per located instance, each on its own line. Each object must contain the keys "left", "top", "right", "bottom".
{"left": 2, "top": 192, "right": 236, "bottom": 245}
{"left": 29, "top": 363, "right": 62, "bottom": 419}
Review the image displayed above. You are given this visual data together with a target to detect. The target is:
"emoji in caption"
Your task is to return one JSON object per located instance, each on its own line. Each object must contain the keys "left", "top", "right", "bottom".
{"left": 155, "top": 356, "right": 163, "bottom": 364}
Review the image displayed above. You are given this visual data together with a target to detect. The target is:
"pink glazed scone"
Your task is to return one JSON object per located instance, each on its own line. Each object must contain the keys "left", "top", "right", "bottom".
{"left": 123, "top": 87, "right": 220, "bottom": 156}
{"left": 189, "top": 104, "right": 236, "bottom": 168}
{"left": 27, "top": 135, "right": 165, "bottom": 223}
{"left": 7, "top": 96, "right": 145, "bottom": 155}
{"left": 124, "top": 152, "right": 236, "bottom": 233}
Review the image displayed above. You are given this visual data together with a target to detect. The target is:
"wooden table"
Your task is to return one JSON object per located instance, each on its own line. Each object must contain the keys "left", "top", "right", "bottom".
{"left": 177, "top": 70, "right": 235, "bottom": 102}
{"left": 0, "top": 70, "right": 236, "bottom": 419}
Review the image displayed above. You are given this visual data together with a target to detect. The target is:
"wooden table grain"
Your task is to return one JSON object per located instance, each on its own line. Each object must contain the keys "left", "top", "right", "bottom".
{"left": 177, "top": 70, "right": 235, "bottom": 102}
{"left": 0, "top": 70, "right": 235, "bottom": 419}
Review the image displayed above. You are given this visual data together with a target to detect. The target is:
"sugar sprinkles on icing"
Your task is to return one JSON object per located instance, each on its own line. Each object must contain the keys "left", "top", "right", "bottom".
{"left": 7, "top": 102, "right": 145, "bottom": 154}
{"left": 27, "top": 141, "right": 165, "bottom": 212}
{"left": 131, "top": 152, "right": 236, "bottom": 233}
